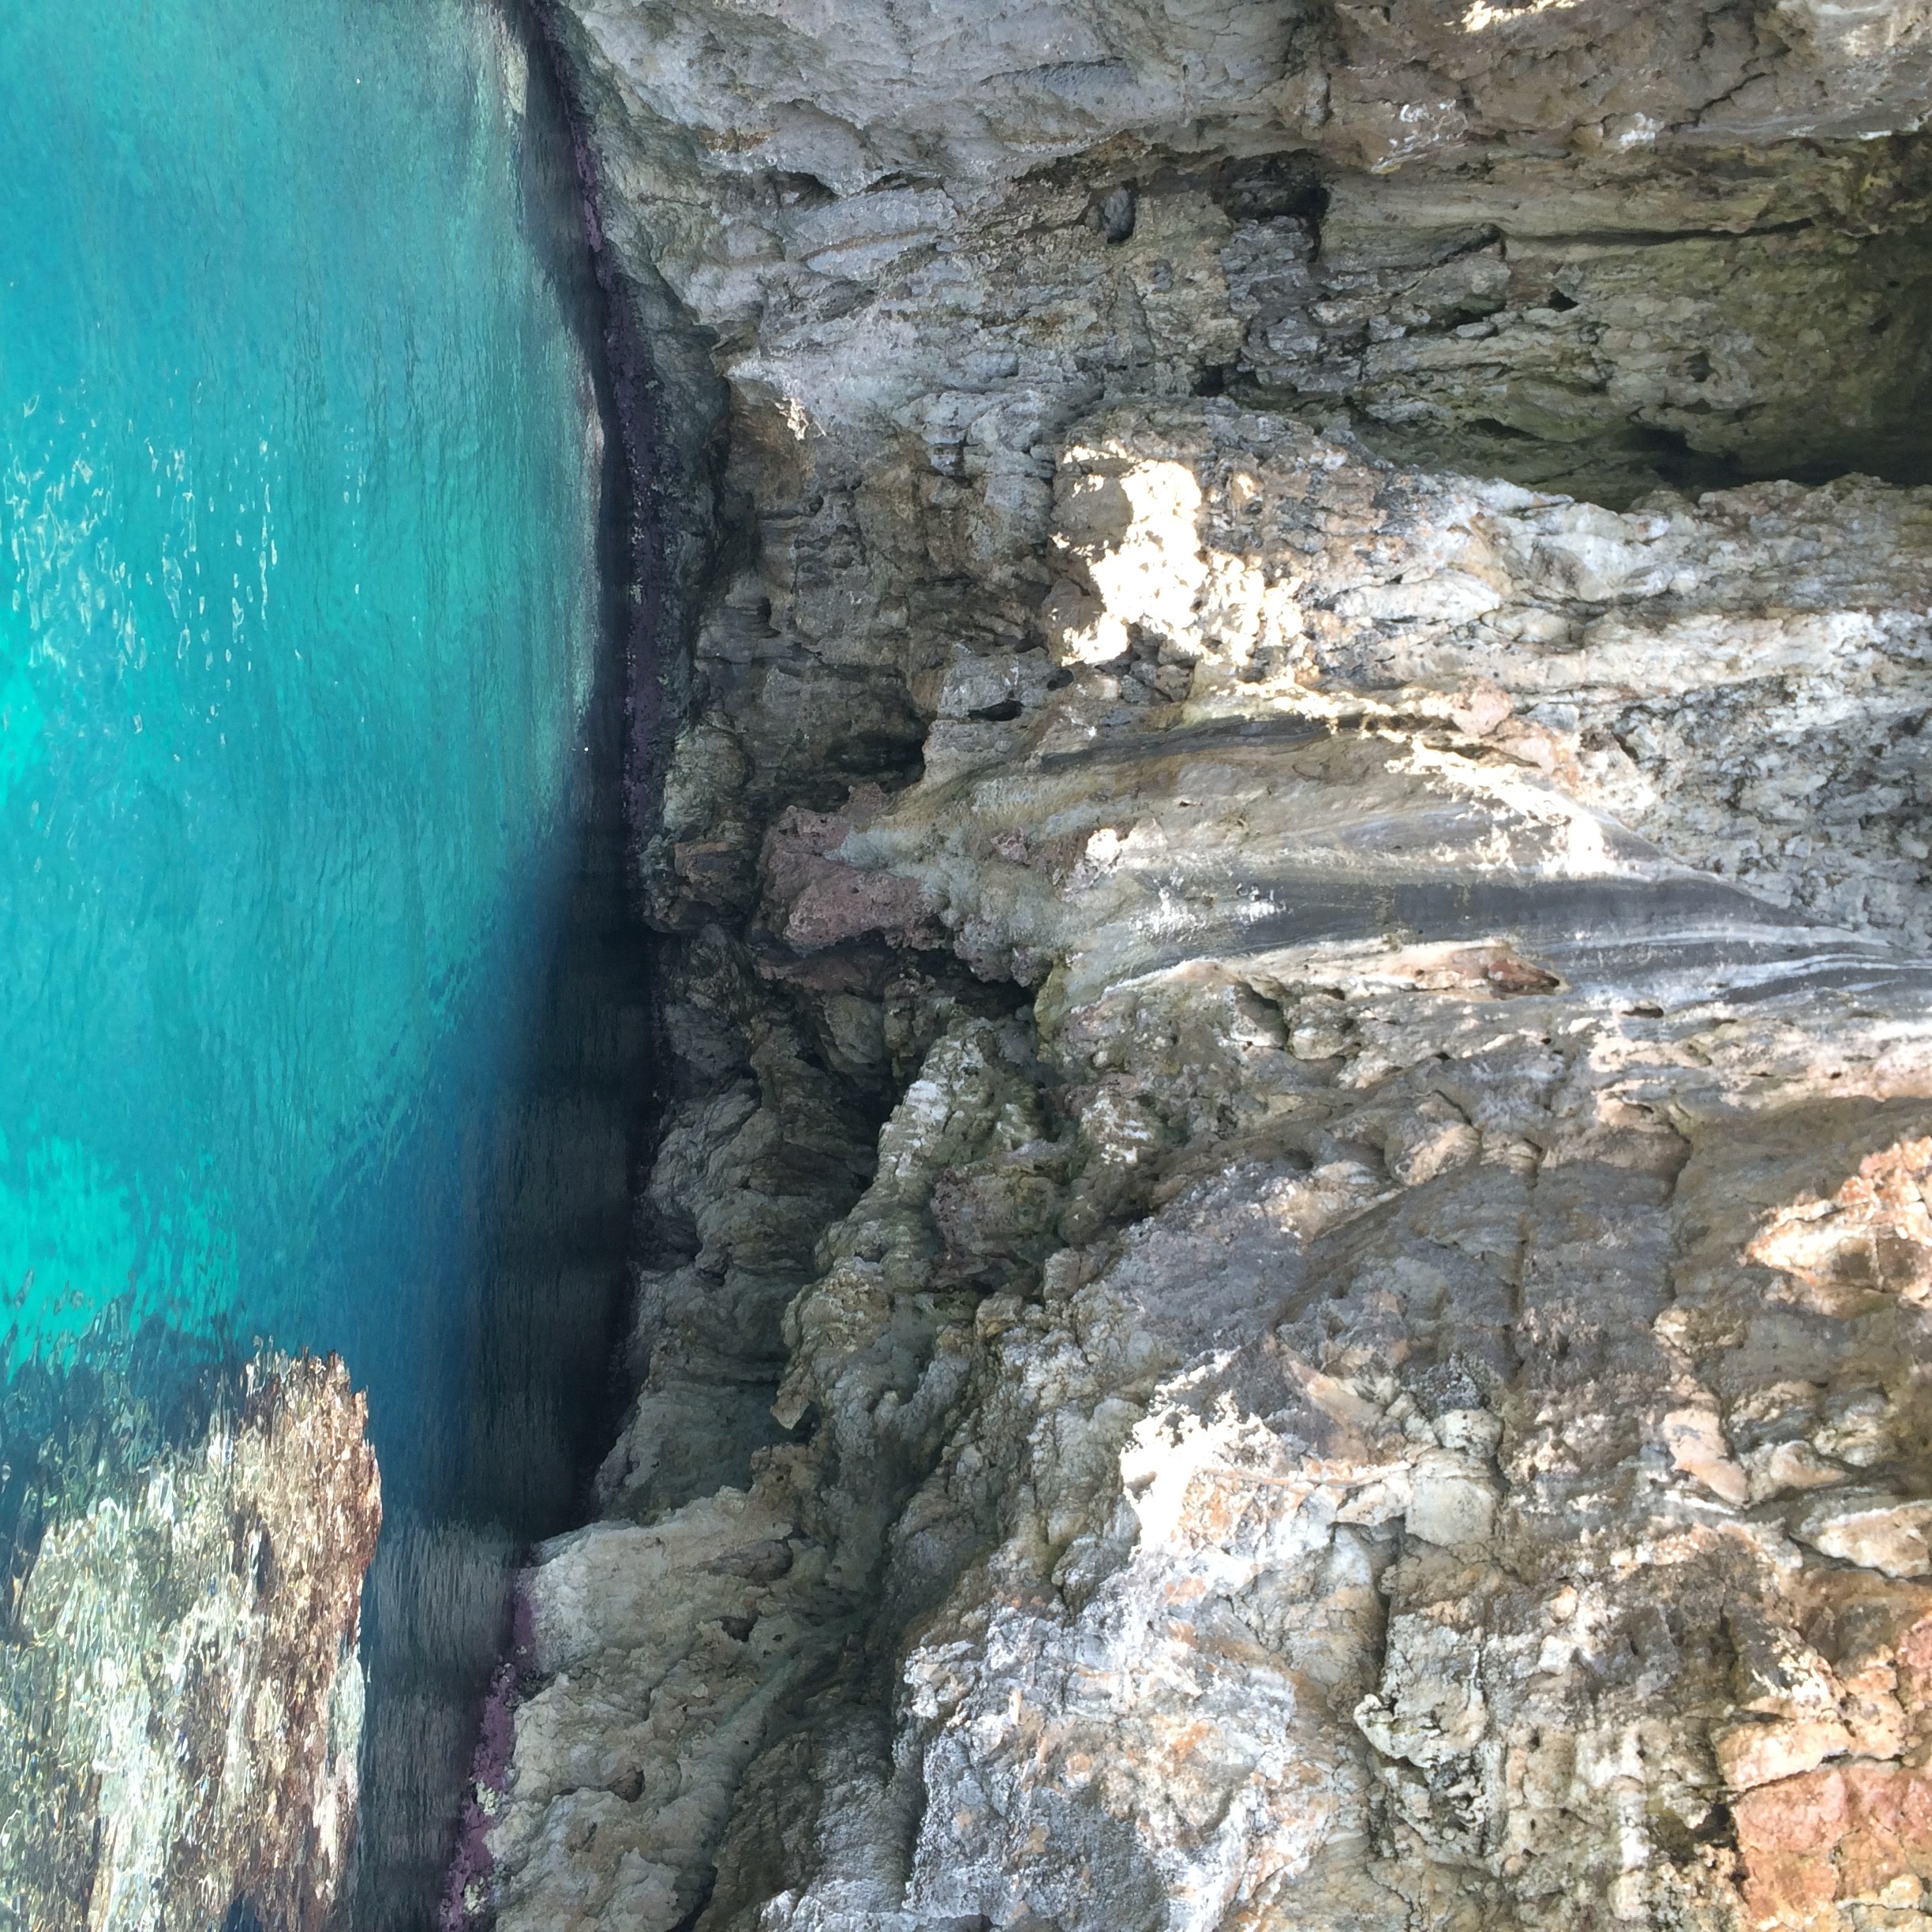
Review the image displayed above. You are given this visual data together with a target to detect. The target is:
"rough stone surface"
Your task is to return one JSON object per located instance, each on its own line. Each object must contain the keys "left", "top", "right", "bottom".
{"left": 496, "top": 3, "right": 1932, "bottom": 1926}
{"left": 0, "top": 1352, "right": 380, "bottom": 1931}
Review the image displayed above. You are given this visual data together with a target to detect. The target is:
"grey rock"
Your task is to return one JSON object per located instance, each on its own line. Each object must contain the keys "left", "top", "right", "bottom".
{"left": 489, "top": 5, "right": 1932, "bottom": 1928}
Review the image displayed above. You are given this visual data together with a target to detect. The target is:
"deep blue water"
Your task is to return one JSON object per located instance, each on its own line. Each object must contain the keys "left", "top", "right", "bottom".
{"left": 1, "top": 0, "right": 636, "bottom": 1909}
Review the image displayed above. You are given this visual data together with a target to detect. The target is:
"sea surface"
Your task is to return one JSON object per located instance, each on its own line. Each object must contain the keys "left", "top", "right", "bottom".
{"left": 0, "top": 0, "right": 638, "bottom": 1914}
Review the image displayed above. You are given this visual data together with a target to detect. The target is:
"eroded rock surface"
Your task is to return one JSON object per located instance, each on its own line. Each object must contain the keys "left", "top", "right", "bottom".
{"left": 495, "top": 2, "right": 1932, "bottom": 1925}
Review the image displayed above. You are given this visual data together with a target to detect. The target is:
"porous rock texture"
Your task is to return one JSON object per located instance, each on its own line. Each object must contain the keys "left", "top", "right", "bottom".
{"left": 0, "top": 1352, "right": 380, "bottom": 1930}
{"left": 495, "top": 3, "right": 1932, "bottom": 1926}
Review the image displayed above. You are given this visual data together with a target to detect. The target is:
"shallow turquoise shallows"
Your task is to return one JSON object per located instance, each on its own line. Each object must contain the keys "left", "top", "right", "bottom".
{"left": 0, "top": 0, "right": 602, "bottom": 1495}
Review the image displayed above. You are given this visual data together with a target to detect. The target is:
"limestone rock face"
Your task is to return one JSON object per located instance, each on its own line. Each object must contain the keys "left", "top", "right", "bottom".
{"left": 500, "top": 2, "right": 1932, "bottom": 1926}
{"left": 0, "top": 1353, "right": 380, "bottom": 1930}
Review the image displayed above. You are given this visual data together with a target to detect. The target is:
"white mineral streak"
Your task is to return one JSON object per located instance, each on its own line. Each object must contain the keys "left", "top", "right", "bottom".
{"left": 498, "top": 2, "right": 1932, "bottom": 1926}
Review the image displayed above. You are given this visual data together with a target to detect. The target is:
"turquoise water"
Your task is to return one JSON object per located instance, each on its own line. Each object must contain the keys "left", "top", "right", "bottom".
{"left": 0, "top": 0, "right": 601, "bottom": 1480}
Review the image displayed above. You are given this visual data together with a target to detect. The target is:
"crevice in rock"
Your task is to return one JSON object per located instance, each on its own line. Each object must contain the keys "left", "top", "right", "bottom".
{"left": 1215, "top": 137, "right": 1932, "bottom": 507}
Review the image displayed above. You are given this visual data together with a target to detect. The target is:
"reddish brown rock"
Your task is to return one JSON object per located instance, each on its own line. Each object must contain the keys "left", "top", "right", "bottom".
{"left": 1737, "top": 1766, "right": 1932, "bottom": 1924}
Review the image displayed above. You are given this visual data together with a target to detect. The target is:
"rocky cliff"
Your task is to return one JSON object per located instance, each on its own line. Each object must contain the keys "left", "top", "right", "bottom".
{"left": 489, "top": 5, "right": 1932, "bottom": 1926}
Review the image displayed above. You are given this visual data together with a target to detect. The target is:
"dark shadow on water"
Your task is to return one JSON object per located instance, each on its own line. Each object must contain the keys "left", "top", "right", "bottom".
{"left": 346, "top": 762, "right": 650, "bottom": 1926}
{"left": 346, "top": 2, "right": 660, "bottom": 1922}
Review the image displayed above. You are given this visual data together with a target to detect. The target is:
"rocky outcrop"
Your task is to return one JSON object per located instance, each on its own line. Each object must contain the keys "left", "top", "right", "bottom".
{"left": 0, "top": 1351, "right": 380, "bottom": 1930}
{"left": 492, "top": 4, "right": 1932, "bottom": 1926}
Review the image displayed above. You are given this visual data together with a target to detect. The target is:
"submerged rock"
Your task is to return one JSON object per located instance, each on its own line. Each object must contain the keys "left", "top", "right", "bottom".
{"left": 0, "top": 1351, "right": 379, "bottom": 1930}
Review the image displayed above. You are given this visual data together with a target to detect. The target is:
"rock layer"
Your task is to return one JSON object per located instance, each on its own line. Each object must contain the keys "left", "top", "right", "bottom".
{"left": 498, "top": 4, "right": 1932, "bottom": 1926}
